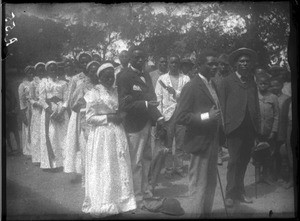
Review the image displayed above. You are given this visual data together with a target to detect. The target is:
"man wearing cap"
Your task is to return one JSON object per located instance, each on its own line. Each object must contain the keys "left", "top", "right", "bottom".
{"left": 117, "top": 45, "right": 164, "bottom": 209}
{"left": 18, "top": 66, "right": 34, "bottom": 157}
{"left": 219, "top": 48, "right": 260, "bottom": 207}
{"left": 175, "top": 49, "right": 222, "bottom": 218}
{"left": 64, "top": 52, "right": 92, "bottom": 183}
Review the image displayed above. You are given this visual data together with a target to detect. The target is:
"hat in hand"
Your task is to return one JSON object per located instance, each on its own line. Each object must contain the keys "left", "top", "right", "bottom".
{"left": 254, "top": 141, "right": 270, "bottom": 152}
{"left": 159, "top": 198, "right": 185, "bottom": 216}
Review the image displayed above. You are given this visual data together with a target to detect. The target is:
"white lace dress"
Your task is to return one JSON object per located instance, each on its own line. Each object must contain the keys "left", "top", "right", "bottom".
{"left": 82, "top": 84, "right": 136, "bottom": 217}
{"left": 29, "top": 77, "right": 42, "bottom": 163}
{"left": 18, "top": 80, "right": 31, "bottom": 156}
{"left": 39, "top": 77, "right": 69, "bottom": 169}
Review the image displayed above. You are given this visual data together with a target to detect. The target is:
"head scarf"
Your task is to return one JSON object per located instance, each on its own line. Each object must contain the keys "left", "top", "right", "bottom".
{"left": 34, "top": 62, "right": 46, "bottom": 71}
{"left": 86, "top": 61, "right": 100, "bottom": 72}
{"left": 96, "top": 63, "right": 114, "bottom": 78}
{"left": 76, "top": 52, "right": 92, "bottom": 62}
{"left": 45, "top": 61, "right": 57, "bottom": 72}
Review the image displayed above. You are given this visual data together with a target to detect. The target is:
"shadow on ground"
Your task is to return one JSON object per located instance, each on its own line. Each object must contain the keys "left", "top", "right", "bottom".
{"left": 5, "top": 180, "right": 85, "bottom": 220}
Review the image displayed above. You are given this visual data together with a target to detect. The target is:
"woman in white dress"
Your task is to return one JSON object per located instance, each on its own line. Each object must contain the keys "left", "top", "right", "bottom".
{"left": 82, "top": 62, "right": 136, "bottom": 217}
{"left": 69, "top": 60, "right": 100, "bottom": 187}
{"left": 39, "top": 61, "right": 69, "bottom": 169}
{"left": 18, "top": 66, "right": 34, "bottom": 157}
{"left": 29, "top": 64, "right": 44, "bottom": 164}
{"left": 64, "top": 52, "right": 92, "bottom": 182}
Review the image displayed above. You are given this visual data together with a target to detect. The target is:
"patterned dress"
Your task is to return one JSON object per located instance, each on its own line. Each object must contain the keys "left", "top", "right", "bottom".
{"left": 82, "top": 84, "right": 136, "bottom": 217}
{"left": 29, "top": 77, "right": 42, "bottom": 163}
{"left": 39, "top": 77, "right": 69, "bottom": 169}
{"left": 18, "top": 79, "right": 32, "bottom": 156}
{"left": 64, "top": 72, "right": 90, "bottom": 174}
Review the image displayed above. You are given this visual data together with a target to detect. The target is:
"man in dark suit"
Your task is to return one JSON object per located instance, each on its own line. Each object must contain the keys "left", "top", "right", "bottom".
{"left": 117, "top": 45, "right": 164, "bottom": 209}
{"left": 176, "top": 50, "right": 222, "bottom": 218}
{"left": 218, "top": 48, "right": 260, "bottom": 207}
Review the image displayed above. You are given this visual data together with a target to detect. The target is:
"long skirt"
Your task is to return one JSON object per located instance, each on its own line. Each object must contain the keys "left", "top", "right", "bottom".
{"left": 82, "top": 123, "right": 136, "bottom": 217}
{"left": 40, "top": 110, "right": 69, "bottom": 169}
{"left": 30, "top": 106, "right": 42, "bottom": 163}
{"left": 63, "top": 111, "right": 83, "bottom": 173}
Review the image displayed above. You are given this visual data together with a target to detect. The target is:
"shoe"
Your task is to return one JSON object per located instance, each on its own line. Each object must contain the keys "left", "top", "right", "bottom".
{"left": 225, "top": 198, "right": 234, "bottom": 208}
{"left": 238, "top": 194, "right": 253, "bottom": 204}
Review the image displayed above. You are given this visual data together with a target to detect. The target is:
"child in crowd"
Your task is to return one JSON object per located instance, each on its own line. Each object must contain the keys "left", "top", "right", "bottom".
{"left": 254, "top": 73, "right": 279, "bottom": 184}
{"left": 269, "top": 77, "right": 290, "bottom": 181}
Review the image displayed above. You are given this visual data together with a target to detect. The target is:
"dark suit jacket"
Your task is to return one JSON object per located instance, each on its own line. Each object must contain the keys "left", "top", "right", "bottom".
{"left": 218, "top": 72, "right": 260, "bottom": 136}
{"left": 175, "top": 75, "right": 220, "bottom": 154}
{"left": 117, "top": 67, "right": 162, "bottom": 133}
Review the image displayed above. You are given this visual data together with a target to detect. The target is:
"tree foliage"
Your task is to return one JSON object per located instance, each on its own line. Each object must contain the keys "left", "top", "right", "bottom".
{"left": 4, "top": 2, "right": 290, "bottom": 71}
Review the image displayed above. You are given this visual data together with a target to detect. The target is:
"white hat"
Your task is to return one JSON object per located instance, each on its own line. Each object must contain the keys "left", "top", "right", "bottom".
{"left": 96, "top": 63, "right": 114, "bottom": 78}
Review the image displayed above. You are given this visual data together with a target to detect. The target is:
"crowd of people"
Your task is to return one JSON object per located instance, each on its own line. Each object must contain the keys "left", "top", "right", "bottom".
{"left": 5, "top": 45, "right": 293, "bottom": 218}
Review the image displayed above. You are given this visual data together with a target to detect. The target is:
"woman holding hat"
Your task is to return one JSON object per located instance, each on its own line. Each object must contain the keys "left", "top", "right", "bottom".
{"left": 28, "top": 63, "right": 45, "bottom": 164}
{"left": 64, "top": 60, "right": 100, "bottom": 185}
{"left": 18, "top": 65, "right": 34, "bottom": 156}
{"left": 64, "top": 52, "right": 92, "bottom": 181}
{"left": 39, "top": 61, "right": 69, "bottom": 169}
{"left": 82, "top": 62, "right": 136, "bottom": 217}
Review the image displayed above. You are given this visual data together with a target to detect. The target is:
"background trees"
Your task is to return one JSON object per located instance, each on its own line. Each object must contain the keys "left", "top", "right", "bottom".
{"left": 4, "top": 2, "right": 290, "bottom": 72}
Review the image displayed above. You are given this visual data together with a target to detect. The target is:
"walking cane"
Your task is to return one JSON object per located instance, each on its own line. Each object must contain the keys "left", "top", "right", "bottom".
{"left": 216, "top": 166, "right": 229, "bottom": 218}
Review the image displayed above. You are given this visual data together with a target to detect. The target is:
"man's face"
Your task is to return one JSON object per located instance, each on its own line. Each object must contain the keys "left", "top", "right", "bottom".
{"left": 130, "top": 50, "right": 146, "bottom": 70}
{"left": 235, "top": 55, "right": 252, "bottom": 76}
{"left": 169, "top": 56, "right": 180, "bottom": 73}
{"left": 36, "top": 66, "right": 45, "bottom": 76}
{"left": 158, "top": 57, "right": 168, "bottom": 72}
{"left": 119, "top": 52, "right": 129, "bottom": 67}
{"left": 204, "top": 56, "right": 219, "bottom": 77}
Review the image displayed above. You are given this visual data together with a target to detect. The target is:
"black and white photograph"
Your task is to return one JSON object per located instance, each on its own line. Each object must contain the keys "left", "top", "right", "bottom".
{"left": 2, "top": 2, "right": 298, "bottom": 219}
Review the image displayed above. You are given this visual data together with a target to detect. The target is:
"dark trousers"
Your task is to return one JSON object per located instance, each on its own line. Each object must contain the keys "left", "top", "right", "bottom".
{"left": 225, "top": 113, "right": 255, "bottom": 199}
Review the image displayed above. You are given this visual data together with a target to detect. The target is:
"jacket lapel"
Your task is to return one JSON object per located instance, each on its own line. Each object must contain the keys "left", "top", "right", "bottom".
{"left": 195, "top": 75, "right": 216, "bottom": 105}
{"left": 232, "top": 72, "right": 248, "bottom": 89}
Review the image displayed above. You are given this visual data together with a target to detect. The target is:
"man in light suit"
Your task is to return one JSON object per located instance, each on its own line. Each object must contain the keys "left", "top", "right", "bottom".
{"left": 218, "top": 48, "right": 260, "bottom": 207}
{"left": 117, "top": 45, "right": 164, "bottom": 209}
{"left": 176, "top": 50, "right": 222, "bottom": 218}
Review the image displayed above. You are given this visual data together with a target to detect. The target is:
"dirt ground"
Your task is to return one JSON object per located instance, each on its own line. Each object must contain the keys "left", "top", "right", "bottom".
{"left": 4, "top": 135, "right": 296, "bottom": 220}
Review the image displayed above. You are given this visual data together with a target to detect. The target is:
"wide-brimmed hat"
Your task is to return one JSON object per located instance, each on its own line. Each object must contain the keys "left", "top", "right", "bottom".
{"left": 229, "top": 48, "right": 257, "bottom": 66}
{"left": 160, "top": 198, "right": 185, "bottom": 216}
{"left": 218, "top": 53, "right": 229, "bottom": 65}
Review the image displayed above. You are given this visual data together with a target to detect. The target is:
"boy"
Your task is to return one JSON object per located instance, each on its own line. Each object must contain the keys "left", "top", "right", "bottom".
{"left": 255, "top": 74, "right": 279, "bottom": 184}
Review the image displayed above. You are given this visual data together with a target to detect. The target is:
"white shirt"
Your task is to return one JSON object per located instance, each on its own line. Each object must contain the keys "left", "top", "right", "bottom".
{"left": 155, "top": 72, "right": 190, "bottom": 121}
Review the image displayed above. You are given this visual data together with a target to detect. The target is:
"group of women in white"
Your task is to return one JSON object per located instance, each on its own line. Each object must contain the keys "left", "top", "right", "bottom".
{"left": 17, "top": 52, "right": 137, "bottom": 217}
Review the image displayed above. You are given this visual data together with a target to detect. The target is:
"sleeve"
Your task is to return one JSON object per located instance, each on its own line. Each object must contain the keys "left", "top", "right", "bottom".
{"left": 71, "top": 85, "right": 86, "bottom": 113}
{"left": 155, "top": 76, "right": 164, "bottom": 115}
{"left": 175, "top": 75, "right": 190, "bottom": 100}
{"left": 18, "top": 83, "right": 27, "bottom": 110}
{"left": 62, "top": 82, "right": 69, "bottom": 108}
{"left": 175, "top": 83, "right": 206, "bottom": 127}
{"left": 39, "top": 81, "right": 49, "bottom": 109}
{"left": 117, "top": 72, "right": 147, "bottom": 112}
{"left": 29, "top": 83, "right": 37, "bottom": 105}
{"left": 272, "top": 96, "right": 280, "bottom": 133}
{"left": 84, "top": 91, "right": 108, "bottom": 126}
{"left": 65, "top": 77, "right": 77, "bottom": 109}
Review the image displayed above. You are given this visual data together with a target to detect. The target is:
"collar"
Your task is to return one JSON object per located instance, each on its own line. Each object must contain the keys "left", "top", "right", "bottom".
{"left": 129, "top": 64, "right": 143, "bottom": 75}
{"left": 235, "top": 71, "right": 242, "bottom": 79}
{"left": 198, "top": 73, "right": 210, "bottom": 85}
